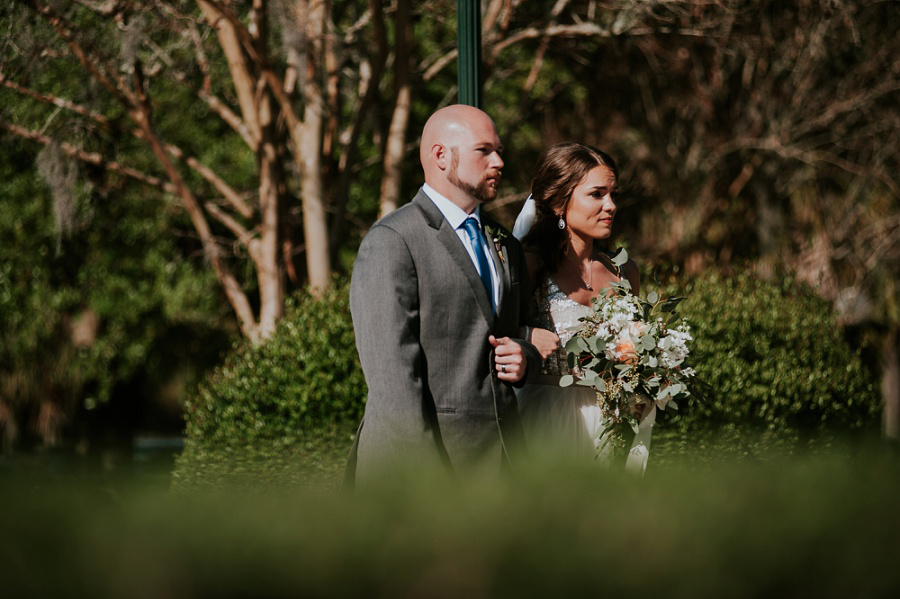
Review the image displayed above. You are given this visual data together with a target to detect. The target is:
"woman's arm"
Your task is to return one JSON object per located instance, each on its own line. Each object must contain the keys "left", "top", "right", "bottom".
{"left": 519, "top": 250, "right": 559, "bottom": 360}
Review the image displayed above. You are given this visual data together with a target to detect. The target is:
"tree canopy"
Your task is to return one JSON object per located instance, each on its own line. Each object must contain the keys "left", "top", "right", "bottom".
{"left": 1, "top": 0, "right": 897, "bottom": 445}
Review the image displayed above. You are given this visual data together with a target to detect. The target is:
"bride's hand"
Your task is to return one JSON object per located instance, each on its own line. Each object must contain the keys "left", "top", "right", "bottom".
{"left": 630, "top": 399, "right": 648, "bottom": 421}
{"left": 528, "top": 327, "right": 560, "bottom": 361}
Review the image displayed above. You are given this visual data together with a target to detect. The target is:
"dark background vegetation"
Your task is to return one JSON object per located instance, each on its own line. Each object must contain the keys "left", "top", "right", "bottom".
{"left": 0, "top": 0, "right": 897, "bottom": 476}
{"left": 1, "top": 3, "right": 897, "bottom": 595}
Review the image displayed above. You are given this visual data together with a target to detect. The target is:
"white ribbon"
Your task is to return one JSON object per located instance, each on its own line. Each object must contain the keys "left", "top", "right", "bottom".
{"left": 625, "top": 403, "right": 656, "bottom": 477}
{"left": 512, "top": 195, "right": 537, "bottom": 240}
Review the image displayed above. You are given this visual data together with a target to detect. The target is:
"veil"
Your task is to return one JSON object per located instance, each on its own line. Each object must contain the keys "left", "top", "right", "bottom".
{"left": 511, "top": 195, "right": 536, "bottom": 241}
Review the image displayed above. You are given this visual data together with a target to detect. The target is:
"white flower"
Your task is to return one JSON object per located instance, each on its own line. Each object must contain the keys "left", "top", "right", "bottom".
{"left": 658, "top": 327, "right": 692, "bottom": 368}
{"left": 628, "top": 321, "right": 649, "bottom": 338}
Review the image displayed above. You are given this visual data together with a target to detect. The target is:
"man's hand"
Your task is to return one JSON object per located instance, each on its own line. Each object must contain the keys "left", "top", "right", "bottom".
{"left": 490, "top": 335, "right": 527, "bottom": 383}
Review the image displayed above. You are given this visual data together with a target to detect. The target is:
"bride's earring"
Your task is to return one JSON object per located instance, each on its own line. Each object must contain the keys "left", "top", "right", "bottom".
{"left": 557, "top": 217, "right": 566, "bottom": 230}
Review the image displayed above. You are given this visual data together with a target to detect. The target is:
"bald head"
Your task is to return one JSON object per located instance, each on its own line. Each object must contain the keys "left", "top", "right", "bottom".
{"left": 419, "top": 105, "right": 504, "bottom": 212}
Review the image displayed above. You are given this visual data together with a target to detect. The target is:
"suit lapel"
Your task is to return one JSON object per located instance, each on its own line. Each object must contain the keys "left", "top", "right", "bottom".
{"left": 414, "top": 191, "right": 494, "bottom": 324}
{"left": 486, "top": 233, "right": 509, "bottom": 315}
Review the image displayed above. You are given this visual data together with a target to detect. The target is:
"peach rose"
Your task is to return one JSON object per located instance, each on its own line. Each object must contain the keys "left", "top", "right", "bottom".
{"left": 614, "top": 338, "right": 638, "bottom": 364}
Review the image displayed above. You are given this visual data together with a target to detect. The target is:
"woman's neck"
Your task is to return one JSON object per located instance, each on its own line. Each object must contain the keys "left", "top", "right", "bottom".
{"left": 567, "top": 234, "right": 594, "bottom": 262}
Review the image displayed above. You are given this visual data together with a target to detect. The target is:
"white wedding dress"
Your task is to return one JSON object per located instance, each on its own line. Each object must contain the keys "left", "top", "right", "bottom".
{"left": 517, "top": 276, "right": 651, "bottom": 472}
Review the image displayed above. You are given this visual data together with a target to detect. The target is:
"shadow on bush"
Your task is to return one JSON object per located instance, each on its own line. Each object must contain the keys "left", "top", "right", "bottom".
{"left": 172, "top": 279, "right": 364, "bottom": 489}
{"left": 650, "top": 271, "right": 880, "bottom": 463}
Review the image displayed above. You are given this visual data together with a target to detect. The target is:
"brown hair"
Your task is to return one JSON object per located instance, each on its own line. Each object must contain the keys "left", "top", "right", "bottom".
{"left": 522, "top": 142, "right": 619, "bottom": 277}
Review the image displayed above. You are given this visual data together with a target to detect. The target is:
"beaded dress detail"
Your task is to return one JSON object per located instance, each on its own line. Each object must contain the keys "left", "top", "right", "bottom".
{"left": 535, "top": 277, "right": 593, "bottom": 377}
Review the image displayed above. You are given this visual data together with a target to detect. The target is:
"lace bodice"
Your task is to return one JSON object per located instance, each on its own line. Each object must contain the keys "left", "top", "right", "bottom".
{"left": 535, "top": 277, "right": 594, "bottom": 376}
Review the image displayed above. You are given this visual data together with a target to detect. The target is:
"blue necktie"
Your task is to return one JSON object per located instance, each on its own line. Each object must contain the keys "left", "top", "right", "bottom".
{"left": 462, "top": 217, "right": 495, "bottom": 313}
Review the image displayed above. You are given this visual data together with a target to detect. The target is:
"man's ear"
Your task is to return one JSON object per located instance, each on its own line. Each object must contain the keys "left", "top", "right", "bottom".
{"left": 431, "top": 144, "right": 448, "bottom": 171}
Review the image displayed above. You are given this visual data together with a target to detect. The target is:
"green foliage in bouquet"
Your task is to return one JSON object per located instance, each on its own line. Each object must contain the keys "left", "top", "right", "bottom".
{"left": 654, "top": 270, "right": 880, "bottom": 456}
{"left": 173, "top": 279, "right": 365, "bottom": 487}
{"left": 560, "top": 249, "right": 696, "bottom": 457}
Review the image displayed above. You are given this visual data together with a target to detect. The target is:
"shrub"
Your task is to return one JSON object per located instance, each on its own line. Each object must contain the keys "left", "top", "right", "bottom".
{"left": 173, "top": 279, "right": 365, "bottom": 487}
{"left": 8, "top": 449, "right": 900, "bottom": 598}
{"left": 652, "top": 271, "right": 881, "bottom": 459}
{"left": 174, "top": 270, "right": 881, "bottom": 485}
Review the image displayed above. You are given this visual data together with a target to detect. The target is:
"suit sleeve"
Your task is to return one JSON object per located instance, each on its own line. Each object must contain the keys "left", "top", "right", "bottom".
{"left": 350, "top": 224, "right": 435, "bottom": 460}
{"left": 511, "top": 239, "right": 542, "bottom": 386}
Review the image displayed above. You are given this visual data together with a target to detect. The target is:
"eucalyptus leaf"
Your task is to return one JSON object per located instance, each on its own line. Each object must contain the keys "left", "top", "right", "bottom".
{"left": 576, "top": 337, "right": 590, "bottom": 353}
{"left": 662, "top": 297, "right": 686, "bottom": 312}
{"left": 647, "top": 291, "right": 659, "bottom": 304}
{"left": 559, "top": 374, "right": 574, "bottom": 388}
{"left": 594, "top": 377, "right": 607, "bottom": 392}
{"left": 576, "top": 369, "right": 597, "bottom": 386}
{"left": 565, "top": 336, "right": 583, "bottom": 353}
{"left": 611, "top": 247, "right": 629, "bottom": 266}
{"left": 641, "top": 334, "right": 657, "bottom": 351}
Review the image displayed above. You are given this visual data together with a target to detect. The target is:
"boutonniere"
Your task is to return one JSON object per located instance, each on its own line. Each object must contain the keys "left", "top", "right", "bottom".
{"left": 484, "top": 224, "right": 509, "bottom": 264}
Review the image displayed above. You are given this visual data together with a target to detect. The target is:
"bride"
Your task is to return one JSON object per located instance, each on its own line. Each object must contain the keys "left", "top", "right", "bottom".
{"left": 513, "top": 142, "right": 648, "bottom": 469}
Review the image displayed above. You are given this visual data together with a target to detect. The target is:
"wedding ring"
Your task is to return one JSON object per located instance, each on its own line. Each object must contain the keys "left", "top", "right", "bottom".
{"left": 500, "top": 364, "right": 506, "bottom": 373}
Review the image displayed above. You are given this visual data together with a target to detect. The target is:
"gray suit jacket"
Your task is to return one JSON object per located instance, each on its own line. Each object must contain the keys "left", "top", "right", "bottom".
{"left": 345, "top": 188, "right": 540, "bottom": 487}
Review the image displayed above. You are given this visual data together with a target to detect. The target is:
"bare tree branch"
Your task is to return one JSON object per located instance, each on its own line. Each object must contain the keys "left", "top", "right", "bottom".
{"left": 0, "top": 72, "right": 111, "bottom": 127}
{"left": 0, "top": 120, "right": 175, "bottom": 193}
{"left": 28, "top": 0, "right": 133, "bottom": 106}
{"left": 205, "top": 200, "right": 255, "bottom": 245}
{"left": 71, "top": 0, "right": 119, "bottom": 15}
{"left": 162, "top": 142, "right": 254, "bottom": 218}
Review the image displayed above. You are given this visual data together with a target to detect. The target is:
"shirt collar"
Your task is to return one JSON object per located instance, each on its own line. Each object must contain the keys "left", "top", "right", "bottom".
{"left": 422, "top": 183, "right": 481, "bottom": 230}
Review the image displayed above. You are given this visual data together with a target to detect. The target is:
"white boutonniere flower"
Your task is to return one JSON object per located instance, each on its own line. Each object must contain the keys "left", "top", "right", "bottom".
{"left": 484, "top": 224, "right": 508, "bottom": 264}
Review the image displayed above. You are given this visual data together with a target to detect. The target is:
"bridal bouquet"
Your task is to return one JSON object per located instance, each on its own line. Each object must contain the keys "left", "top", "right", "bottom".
{"left": 560, "top": 252, "right": 695, "bottom": 457}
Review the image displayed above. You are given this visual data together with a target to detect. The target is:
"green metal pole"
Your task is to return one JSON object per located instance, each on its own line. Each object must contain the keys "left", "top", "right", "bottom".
{"left": 457, "top": 0, "right": 482, "bottom": 108}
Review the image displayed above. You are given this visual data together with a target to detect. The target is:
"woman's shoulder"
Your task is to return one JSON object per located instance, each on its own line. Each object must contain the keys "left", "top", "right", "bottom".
{"left": 621, "top": 257, "right": 640, "bottom": 294}
{"left": 599, "top": 248, "right": 640, "bottom": 292}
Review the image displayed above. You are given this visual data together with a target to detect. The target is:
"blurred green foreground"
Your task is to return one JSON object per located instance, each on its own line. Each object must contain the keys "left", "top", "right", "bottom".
{"left": 2, "top": 444, "right": 898, "bottom": 598}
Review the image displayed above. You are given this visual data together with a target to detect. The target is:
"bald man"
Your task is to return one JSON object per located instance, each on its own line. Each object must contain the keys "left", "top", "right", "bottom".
{"left": 345, "top": 105, "right": 541, "bottom": 486}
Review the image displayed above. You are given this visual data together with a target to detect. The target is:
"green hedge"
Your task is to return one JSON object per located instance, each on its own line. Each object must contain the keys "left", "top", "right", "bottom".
{"left": 172, "top": 279, "right": 365, "bottom": 487}
{"left": 8, "top": 449, "right": 900, "bottom": 598}
{"left": 653, "top": 271, "right": 880, "bottom": 459}
{"left": 173, "top": 271, "right": 881, "bottom": 486}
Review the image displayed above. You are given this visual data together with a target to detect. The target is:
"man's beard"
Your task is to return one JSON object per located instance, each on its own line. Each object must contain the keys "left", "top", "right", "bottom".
{"left": 449, "top": 148, "right": 499, "bottom": 203}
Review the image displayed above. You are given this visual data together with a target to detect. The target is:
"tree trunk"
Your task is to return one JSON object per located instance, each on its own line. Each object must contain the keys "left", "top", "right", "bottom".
{"left": 378, "top": 0, "right": 413, "bottom": 218}
{"left": 328, "top": 0, "right": 387, "bottom": 263}
{"left": 198, "top": 0, "right": 261, "bottom": 148}
{"left": 252, "top": 2, "right": 285, "bottom": 341}
{"left": 296, "top": 0, "right": 332, "bottom": 294}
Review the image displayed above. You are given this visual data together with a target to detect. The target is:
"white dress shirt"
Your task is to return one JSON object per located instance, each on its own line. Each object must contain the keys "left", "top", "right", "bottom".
{"left": 422, "top": 184, "right": 501, "bottom": 310}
